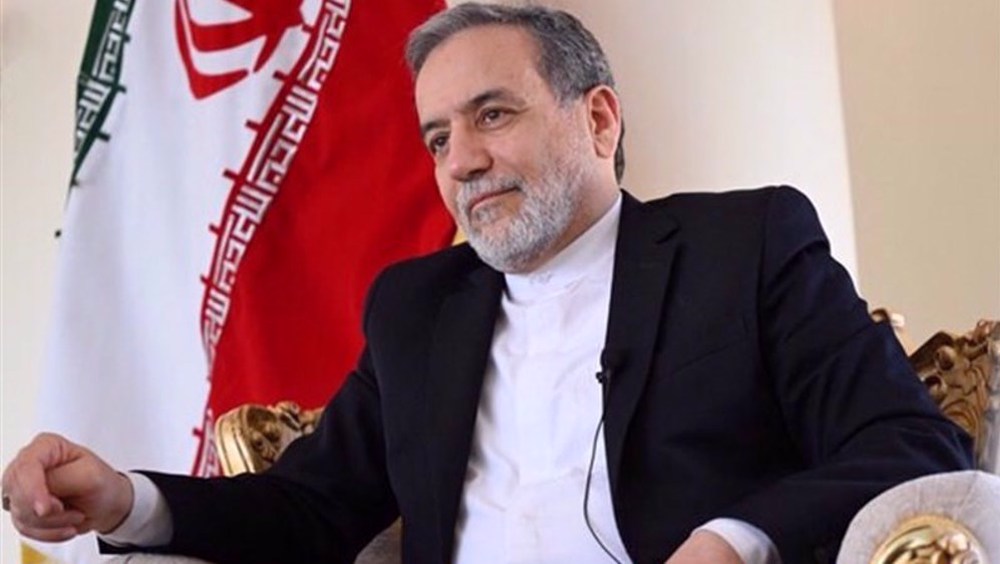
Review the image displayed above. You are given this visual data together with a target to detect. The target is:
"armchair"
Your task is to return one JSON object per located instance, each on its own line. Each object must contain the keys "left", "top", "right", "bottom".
{"left": 838, "top": 317, "right": 1000, "bottom": 563}
{"left": 108, "top": 317, "right": 998, "bottom": 563}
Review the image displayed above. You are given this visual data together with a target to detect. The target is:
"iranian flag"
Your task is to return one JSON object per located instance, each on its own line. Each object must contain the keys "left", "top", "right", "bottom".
{"left": 27, "top": 0, "right": 452, "bottom": 562}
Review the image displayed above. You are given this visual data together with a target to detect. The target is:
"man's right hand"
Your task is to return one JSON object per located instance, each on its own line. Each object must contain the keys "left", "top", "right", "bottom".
{"left": 2, "top": 433, "right": 133, "bottom": 542}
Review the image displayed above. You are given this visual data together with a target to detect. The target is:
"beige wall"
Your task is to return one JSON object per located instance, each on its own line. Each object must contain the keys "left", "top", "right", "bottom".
{"left": 1, "top": 2, "right": 997, "bottom": 563}
{"left": 834, "top": 0, "right": 1000, "bottom": 342}
{"left": 546, "top": 0, "right": 859, "bottom": 274}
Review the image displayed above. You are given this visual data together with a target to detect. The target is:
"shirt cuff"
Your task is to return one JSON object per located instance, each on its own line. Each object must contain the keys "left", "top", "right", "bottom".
{"left": 99, "top": 472, "right": 173, "bottom": 547}
{"left": 695, "top": 518, "right": 781, "bottom": 564}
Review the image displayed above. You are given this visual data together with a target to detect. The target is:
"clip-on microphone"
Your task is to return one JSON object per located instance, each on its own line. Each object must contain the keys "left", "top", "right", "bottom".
{"left": 595, "top": 347, "right": 624, "bottom": 402}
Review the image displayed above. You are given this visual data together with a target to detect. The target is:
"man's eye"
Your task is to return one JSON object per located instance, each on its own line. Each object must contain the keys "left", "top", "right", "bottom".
{"left": 480, "top": 108, "right": 508, "bottom": 126}
{"left": 427, "top": 134, "right": 448, "bottom": 155}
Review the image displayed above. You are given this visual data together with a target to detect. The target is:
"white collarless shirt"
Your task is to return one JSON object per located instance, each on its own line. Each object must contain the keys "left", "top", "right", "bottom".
{"left": 453, "top": 196, "right": 629, "bottom": 564}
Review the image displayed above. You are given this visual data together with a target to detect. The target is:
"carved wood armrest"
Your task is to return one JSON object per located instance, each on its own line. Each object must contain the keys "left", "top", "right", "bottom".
{"left": 908, "top": 320, "right": 1000, "bottom": 471}
{"left": 214, "top": 401, "right": 323, "bottom": 476}
{"left": 873, "top": 311, "right": 999, "bottom": 471}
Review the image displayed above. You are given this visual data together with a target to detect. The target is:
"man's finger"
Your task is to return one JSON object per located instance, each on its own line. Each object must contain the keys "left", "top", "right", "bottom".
{"left": 6, "top": 439, "right": 68, "bottom": 517}
{"left": 3, "top": 490, "right": 59, "bottom": 524}
{"left": 6, "top": 468, "right": 65, "bottom": 520}
{"left": 13, "top": 522, "right": 79, "bottom": 543}
{"left": 32, "top": 492, "right": 65, "bottom": 518}
{"left": 24, "top": 508, "right": 86, "bottom": 530}
{"left": 9, "top": 501, "right": 81, "bottom": 529}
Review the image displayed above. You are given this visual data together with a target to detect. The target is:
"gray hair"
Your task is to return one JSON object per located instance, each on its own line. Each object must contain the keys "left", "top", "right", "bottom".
{"left": 406, "top": 2, "right": 625, "bottom": 182}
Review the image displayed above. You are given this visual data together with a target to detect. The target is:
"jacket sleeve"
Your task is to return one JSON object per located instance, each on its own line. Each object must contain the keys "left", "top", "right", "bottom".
{"left": 101, "top": 276, "right": 398, "bottom": 564}
{"left": 724, "top": 186, "right": 973, "bottom": 563}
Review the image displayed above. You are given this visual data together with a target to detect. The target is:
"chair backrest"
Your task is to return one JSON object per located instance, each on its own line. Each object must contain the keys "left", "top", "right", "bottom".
{"left": 906, "top": 319, "right": 998, "bottom": 472}
{"left": 215, "top": 400, "right": 323, "bottom": 475}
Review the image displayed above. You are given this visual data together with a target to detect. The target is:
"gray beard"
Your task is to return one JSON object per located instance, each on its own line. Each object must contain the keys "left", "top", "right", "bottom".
{"left": 456, "top": 156, "right": 585, "bottom": 273}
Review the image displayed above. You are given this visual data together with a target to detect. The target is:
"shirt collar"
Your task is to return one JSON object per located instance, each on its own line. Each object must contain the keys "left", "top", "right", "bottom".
{"left": 504, "top": 194, "right": 622, "bottom": 303}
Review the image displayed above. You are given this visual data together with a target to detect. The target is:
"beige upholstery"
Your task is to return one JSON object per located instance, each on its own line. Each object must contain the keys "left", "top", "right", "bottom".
{"left": 837, "top": 470, "right": 1000, "bottom": 564}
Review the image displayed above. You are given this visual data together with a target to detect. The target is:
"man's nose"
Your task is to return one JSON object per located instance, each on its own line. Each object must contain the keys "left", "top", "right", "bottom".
{"left": 446, "top": 126, "right": 491, "bottom": 181}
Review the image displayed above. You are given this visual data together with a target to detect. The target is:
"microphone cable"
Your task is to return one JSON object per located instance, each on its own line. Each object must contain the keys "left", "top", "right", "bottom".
{"left": 583, "top": 348, "right": 625, "bottom": 564}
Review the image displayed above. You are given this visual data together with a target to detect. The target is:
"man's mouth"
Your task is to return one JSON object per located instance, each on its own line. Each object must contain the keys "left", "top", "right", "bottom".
{"left": 467, "top": 186, "right": 519, "bottom": 215}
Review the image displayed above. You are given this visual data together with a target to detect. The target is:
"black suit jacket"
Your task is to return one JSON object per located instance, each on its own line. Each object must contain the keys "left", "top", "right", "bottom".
{"left": 131, "top": 187, "right": 971, "bottom": 564}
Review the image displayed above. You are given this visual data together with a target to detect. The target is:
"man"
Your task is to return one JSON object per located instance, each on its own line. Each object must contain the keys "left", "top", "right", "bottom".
{"left": 2, "top": 4, "right": 971, "bottom": 564}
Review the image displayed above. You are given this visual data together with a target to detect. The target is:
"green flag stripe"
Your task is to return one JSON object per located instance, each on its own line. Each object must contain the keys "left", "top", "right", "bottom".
{"left": 71, "top": 0, "right": 135, "bottom": 188}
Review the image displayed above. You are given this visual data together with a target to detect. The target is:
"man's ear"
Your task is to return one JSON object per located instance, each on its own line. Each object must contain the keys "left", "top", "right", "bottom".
{"left": 583, "top": 85, "right": 621, "bottom": 160}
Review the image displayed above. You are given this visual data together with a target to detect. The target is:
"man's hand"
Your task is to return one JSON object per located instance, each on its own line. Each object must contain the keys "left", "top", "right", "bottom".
{"left": 2, "top": 433, "right": 133, "bottom": 542}
{"left": 666, "top": 530, "right": 744, "bottom": 564}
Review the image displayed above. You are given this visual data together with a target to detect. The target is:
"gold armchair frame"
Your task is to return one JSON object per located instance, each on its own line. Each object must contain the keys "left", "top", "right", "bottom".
{"left": 215, "top": 401, "right": 322, "bottom": 476}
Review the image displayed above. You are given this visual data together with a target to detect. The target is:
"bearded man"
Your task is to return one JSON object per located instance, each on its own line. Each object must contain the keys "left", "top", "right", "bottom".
{"left": 2, "top": 3, "right": 971, "bottom": 564}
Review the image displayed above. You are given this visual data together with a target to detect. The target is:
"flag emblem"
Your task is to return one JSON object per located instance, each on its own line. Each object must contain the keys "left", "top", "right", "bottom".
{"left": 175, "top": 0, "right": 307, "bottom": 99}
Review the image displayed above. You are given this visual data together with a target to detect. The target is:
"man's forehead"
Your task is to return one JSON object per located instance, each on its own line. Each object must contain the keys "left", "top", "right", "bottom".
{"left": 413, "top": 25, "right": 546, "bottom": 117}
{"left": 419, "top": 24, "right": 540, "bottom": 73}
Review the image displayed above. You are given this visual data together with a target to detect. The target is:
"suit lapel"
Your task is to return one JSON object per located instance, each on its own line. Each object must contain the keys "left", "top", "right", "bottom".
{"left": 424, "top": 262, "right": 504, "bottom": 562}
{"left": 603, "top": 193, "right": 680, "bottom": 493}
{"left": 418, "top": 195, "right": 678, "bottom": 560}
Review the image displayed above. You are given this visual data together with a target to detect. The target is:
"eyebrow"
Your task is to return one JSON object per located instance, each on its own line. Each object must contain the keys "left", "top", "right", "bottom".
{"left": 419, "top": 88, "right": 523, "bottom": 139}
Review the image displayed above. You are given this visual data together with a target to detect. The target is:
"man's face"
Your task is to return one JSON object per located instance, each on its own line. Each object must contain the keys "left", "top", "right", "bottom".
{"left": 414, "top": 25, "right": 599, "bottom": 273}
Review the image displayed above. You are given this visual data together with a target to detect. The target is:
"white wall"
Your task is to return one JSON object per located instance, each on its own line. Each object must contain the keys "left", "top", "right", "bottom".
{"left": 2, "top": 2, "right": 92, "bottom": 562}
{"left": 2, "top": 2, "right": 997, "bottom": 564}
